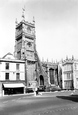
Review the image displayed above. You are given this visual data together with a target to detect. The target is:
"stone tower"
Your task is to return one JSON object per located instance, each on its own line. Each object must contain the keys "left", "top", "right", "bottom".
{"left": 14, "top": 9, "right": 37, "bottom": 86}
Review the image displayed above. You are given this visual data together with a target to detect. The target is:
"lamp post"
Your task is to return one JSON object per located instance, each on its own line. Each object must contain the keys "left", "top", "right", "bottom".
{"left": 35, "top": 60, "right": 39, "bottom": 85}
{"left": 24, "top": 57, "right": 27, "bottom": 87}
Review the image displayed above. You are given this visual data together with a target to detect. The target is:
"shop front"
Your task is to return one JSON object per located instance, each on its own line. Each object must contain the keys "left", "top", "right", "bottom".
{"left": 2, "top": 83, "right": 25, "bottom": 95}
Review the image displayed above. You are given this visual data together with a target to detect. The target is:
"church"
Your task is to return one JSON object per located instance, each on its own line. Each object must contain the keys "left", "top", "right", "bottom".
{"left": 0, "top": 9, "right": 62, "bottom": 96}
{"left": 14, "top": 8, "right": 61, "bottom": 88}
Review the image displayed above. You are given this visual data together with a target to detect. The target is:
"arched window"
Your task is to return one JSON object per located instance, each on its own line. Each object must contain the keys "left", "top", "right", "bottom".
{"left": 49, "top": 68, "right": 54, "bottom": 84}
{"left": 39, "top": 75, "right": 44, "bottom": 85}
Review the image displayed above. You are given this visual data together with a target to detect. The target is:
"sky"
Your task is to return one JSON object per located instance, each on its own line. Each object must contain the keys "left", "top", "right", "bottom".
{"left": 0, "top": 0, "right": 78, "bottom": 62}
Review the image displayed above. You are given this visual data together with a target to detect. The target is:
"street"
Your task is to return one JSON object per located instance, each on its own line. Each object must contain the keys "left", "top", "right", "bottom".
{"left": 0, "top": 90, "right": 78, "bottom": 115}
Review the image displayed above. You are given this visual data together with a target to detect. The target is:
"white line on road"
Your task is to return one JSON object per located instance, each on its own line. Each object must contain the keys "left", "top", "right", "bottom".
{"left": 59, "top": 109, "right": 62, "bottom": 111}
{"left": 22, "top": 97, "right": 26, "bottom": 99}
{"left": 3, "top": 101, "right": 8, "bottom": 103}
{"left": 11, "top": 99, "right": 16, "bottom": 101}
{"left": 61, "top": 108, "right": 64, "bottom": 110}
{"left": 40, "top": 106, "right": 78, "bottom": 115}
{"left": 18, "top": 97, "right": 22, "bottom": 100}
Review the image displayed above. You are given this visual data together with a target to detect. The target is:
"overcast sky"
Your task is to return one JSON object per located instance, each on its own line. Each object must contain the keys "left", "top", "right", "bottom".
{"left": 0, "top": 0, "right": 78, "bottom": 62}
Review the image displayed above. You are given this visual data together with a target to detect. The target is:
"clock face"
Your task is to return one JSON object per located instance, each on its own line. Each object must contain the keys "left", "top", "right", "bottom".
{"left": 26, "top": 41, "right": 34, "bottom": 51}
{"left": 27, "top": 42, "right": 32, "bottom": 47}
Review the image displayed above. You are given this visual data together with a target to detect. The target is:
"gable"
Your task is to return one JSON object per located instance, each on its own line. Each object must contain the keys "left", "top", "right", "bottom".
{"left": 2, "top": 53, "right": 15, "bottom": 60}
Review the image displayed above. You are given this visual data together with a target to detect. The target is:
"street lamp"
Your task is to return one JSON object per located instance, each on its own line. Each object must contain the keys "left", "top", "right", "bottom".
{"left": 24, "top": 57, "right": 27, "bottom": 87}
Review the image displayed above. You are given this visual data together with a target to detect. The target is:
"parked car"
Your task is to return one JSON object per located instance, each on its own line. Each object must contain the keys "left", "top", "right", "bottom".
{"left": 26, "top": 87, "right": 34, "bottom": 93}
{"left": 45, "top": 85, "right": 61, "bottom": 92}
{"left": 38, "top": 85, "right": 46, "bottom": 92}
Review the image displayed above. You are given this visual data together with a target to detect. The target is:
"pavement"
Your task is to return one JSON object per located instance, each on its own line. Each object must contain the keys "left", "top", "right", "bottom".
{"left": 1, "top": 89, "right": 78, "bottom": 98}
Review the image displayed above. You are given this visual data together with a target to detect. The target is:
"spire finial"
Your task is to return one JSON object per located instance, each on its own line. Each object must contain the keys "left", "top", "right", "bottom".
{"left": 33, "top": 16, "right": 35, "bottom": 24}
{"left": 61, "top": 58, "right": 63, "bottom": 63}
{"left": 15, "top": 18, "right": 18, "bottom": 25}
{"left": 66, "top": 56, "right": 68, "bottom": 60}
{"left": 42, "top": 57, "right": 44, "bottom": 62}
{"left": 22, "top": 6, "right": 25, "bottom": 21}
{"left": 47, "top": 58, "right": 48, "bottom": 62}
{"left": 72, "top": 55, "right": 74, "bottom": 60}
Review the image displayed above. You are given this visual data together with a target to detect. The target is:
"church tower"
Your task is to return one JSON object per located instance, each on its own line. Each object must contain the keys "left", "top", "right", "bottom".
{"left": 14, "top": 8, "right": 37, "bottom": 86}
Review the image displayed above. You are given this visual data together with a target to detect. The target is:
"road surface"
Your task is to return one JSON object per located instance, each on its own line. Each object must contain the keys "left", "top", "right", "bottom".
{"left": 0, "top": 90, "right": 78, "bottom": 115}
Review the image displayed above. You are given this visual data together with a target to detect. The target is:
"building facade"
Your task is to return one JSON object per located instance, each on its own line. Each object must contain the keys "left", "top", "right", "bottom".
{"left": 0, "top": 53, "right": 25, "bottom": 96}
{"left": 73, "top": 60, "right": 78, "bottom": 89}
{"left": 62, "top": 57, "right": 78, "bottom": 90}
{"left": 62, "top": 58, "right": 73, "bottom": 89}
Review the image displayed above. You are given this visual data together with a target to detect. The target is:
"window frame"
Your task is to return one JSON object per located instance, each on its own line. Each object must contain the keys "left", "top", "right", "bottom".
{"left": 5, "top": 73, "right": 9, "bottom": 80}
{"left": 16, "top": 63, "right": 20, "bottom": 70}
{"left": 16, "top": 73, "right": 20, "bottom": 80}
{"left": 5, "top": 63, "right": 9, "bottom": 70}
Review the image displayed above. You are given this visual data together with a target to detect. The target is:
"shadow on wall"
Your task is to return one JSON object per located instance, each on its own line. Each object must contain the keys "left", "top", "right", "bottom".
{"left": 57, "top": 95, "right": 78, "bottom": 102}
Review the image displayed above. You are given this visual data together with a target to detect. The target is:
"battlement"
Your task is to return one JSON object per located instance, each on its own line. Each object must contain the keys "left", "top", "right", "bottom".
{"left": 62, "top": 56, "right": 78, "bottom": 65}
{"left": 16, "top": 20, "right": 35, "bottom": 29}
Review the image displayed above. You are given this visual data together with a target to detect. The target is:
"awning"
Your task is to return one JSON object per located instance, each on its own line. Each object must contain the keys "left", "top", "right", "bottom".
{"left": 3, "top": 83, "right": 25, "bottom": 88}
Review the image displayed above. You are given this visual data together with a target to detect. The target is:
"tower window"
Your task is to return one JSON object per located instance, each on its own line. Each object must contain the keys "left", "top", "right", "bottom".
{"left": 17, "top": 51, "right": 21, "bottom": 59}
{"left": 27, "top": 26, "right": 31, "bottom": 33}
{"left": 5, "top": 73, "right": 9, "bottom": 80}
